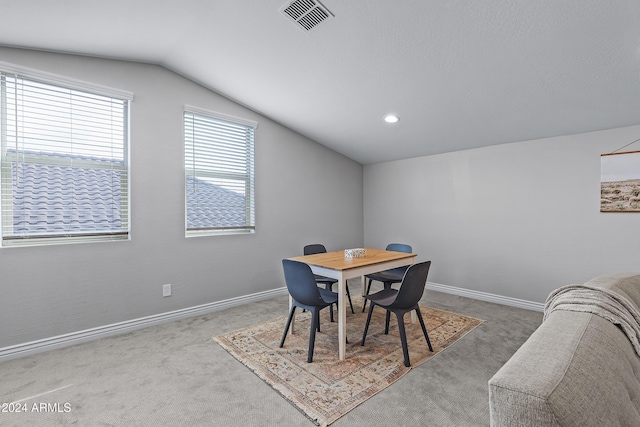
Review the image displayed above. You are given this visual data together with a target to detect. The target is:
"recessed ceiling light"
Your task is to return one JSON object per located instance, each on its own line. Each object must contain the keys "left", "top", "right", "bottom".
{"left": 384, "top": 114, "right": 399, "bottom": 124}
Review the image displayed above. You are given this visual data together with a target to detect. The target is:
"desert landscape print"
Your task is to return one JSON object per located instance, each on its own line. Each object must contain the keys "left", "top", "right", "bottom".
{"left": 601, "top": 179, "right": 640, "bottom": 211}
{"left": 601, "top": 150, "right": 640, "bottom": 212}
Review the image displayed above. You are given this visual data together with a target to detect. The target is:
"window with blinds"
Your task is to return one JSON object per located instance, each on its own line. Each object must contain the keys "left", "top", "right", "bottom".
{"left": 184, "top": 107, "right": 256, "bottom": 236}
{"left": 0, "top": 65, "right": 131, "bottom": 246}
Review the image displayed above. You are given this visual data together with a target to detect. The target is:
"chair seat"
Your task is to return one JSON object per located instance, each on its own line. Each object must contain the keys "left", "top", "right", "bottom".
{"left": 314, "top": 274, "right": 338, "bottom": 285}
{"left": 364, "top": 287, "right": 398, "bottom": 307}
{"left": 366, "top": 269, "right": 404, "bottom": 283}
{"left": 362, "top": 268, "right": 406, "bottom": 312}
{"left": 318, "top": 287, "right": 338, "bottom": 304}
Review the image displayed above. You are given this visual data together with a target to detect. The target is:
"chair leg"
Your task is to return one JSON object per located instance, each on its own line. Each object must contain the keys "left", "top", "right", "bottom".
{"left": 323, "top": 283, "right": 336, "bottom": 323}
{"left": 361, "top": 302, "right": 375, "bottom": 346}
{"left": 346, "top": 284, "right": 355, "bottom": 314}
{"left": 312, "top": 310, "right": 320, "bottom": 332}
{"left": 415, "top": 307, "right": 433, "bottom": 352}
{"left": 362, "top": 279, "right": 373, "bottom": 312}
{"left": 396, "top": 312, "right": 411, "bottom": 367}
{"left": 308, "top": 308, "right": 319, "bottom": 363}
{"left": 384, "top": 310, "right": 391, "bottom": 334}
{"left": 279, "top": 306, "right": 296, "bottom": 348}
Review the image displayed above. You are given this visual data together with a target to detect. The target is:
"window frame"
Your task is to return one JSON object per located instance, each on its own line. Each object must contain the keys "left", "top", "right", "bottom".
{"left": 184, "top": 105, "right": 257, "bottom": 237}
{"left": 0, "top": 61, "right": 132, "bottom": 247}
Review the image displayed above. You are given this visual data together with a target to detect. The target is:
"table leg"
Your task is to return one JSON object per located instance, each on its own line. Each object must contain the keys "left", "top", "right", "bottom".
{"left": 338, "top": 276, "right": 347, "bottom": 360}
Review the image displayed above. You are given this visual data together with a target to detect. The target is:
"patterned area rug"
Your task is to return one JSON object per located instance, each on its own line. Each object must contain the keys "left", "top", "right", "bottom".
{"left": 213, "top": 300, "right": 482, "bottom": 426}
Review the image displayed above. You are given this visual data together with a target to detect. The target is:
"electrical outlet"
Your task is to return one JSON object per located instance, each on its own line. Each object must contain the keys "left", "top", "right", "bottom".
{"left": 163, "top": 284, "right": 172, "bottom": 297}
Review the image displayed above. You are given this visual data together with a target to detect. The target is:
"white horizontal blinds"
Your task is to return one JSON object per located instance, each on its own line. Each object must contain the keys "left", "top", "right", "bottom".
{"left": 185, "top": 109, "right": 255, "bottom": 233}
{"left": 0, "top": 71, "right": 129, "bottom": 245}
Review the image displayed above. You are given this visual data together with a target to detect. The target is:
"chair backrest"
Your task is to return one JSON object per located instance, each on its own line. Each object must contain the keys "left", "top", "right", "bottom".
{"left": 304, "top": 244, "right": 327, "bottom": 255}
{"left": 393, "top": 261, "right": 432, "bottom": 309}
{"left": 386, "top": 243, "right": 412, "bottom": 253}
{"left": 282, "top": 259, "right": 326, "bottom": 306}
{"left": 385, "top": 243, "right": 412, "bottom": 275}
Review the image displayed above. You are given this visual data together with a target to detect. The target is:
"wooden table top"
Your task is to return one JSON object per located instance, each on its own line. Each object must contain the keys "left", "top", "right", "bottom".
{"left": 288, "top": 248, "right": 416, "bottom": 271}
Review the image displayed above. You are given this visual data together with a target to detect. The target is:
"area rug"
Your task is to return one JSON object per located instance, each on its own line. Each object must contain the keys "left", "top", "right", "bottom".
{"left": 213, "top": 300, "right": 483, "bottom": 426}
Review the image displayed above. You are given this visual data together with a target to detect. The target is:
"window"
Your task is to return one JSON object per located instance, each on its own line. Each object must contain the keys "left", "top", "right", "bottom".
{"left": 0, "top": 63, "right": 132, "bottom": 246}
{"left": 184, "top": 106, "right": 256, "bottom": 236}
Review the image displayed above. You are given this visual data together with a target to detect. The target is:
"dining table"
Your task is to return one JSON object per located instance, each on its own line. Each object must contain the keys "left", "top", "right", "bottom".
{"left": 287, "top": 248, "right": 417, "bottom": 360}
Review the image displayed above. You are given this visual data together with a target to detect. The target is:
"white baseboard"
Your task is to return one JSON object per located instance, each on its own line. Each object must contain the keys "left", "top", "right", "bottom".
{"left": 426, "top": 281, "right": 545, "bottom": 312}
{"left": 0, "top": 287, "right": 289, "bottom": 362}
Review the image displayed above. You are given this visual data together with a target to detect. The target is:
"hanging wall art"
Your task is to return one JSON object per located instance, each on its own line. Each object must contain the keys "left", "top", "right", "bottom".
{"left": 601, "top": 150, "right": 640, "bottom": 212}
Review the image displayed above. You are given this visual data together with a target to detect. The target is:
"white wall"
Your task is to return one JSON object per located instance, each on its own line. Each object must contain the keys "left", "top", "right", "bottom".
{"left": 0, "top": 47, "right": 363, "bottom": 348}
{"left": 364, "top": 125, "right": 640, "bottom": 303}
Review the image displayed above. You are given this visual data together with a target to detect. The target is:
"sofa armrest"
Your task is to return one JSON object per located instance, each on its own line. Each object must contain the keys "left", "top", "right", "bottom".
{"left": 489, "top": 310, "right": 640, "bottom": 426}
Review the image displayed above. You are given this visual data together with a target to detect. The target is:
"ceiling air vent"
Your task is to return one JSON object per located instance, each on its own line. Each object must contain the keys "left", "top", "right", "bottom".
{"left": 280, "top": 0, "right": 334, "bottom": 32}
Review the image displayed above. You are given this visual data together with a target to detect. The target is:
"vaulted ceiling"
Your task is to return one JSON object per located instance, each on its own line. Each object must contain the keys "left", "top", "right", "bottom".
{"left": 1, "top": 0, "right": 640, "bottom": 164}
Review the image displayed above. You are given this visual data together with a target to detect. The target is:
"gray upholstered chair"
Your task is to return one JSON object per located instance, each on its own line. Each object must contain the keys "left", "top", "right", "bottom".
{"left": 304, "top": 244, "right": 354, "bottom": 314}
{"left": 362, "top": 243, "right": 412, "bottom": 312}
{"left": 279, "top": 259, "right": 339, "bottom": 363}
{"left": 361, "top": 260, "right": 433, "bottom": 367}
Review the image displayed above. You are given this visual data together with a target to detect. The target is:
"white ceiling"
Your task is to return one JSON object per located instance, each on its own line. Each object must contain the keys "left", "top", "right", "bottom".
{"left": 1, "top": 0, "right": 640, "bottom": 164}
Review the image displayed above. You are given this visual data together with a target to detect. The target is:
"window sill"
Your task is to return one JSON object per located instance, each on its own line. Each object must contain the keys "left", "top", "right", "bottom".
{"left": 185, "top": 228, "right": 255, "bottom": 238}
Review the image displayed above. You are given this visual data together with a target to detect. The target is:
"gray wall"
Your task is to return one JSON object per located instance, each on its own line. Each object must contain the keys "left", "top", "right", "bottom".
{"left": 0, "top": 47, "right": 363, "bottom": 348}
{"left": 364, "top": 125, "right": 640, "bottom": 303}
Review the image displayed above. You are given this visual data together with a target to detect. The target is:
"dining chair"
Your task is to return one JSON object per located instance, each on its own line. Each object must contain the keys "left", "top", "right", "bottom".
{"left": 362, "top": 243, "right": 412, "bottom": 312}
{"left": 279, "top": 259, "right": 339, "bottom": 363}
{"left": 304, "top": 244, "right": 355, "bottom": 315}
{"left": 360, "top": 260, "right": 433, "bottom": 367}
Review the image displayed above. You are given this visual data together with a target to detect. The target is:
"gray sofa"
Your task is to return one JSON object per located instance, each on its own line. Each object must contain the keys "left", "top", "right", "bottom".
{"left": 488, "top": 272, "right": 640, "bottom": 426}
